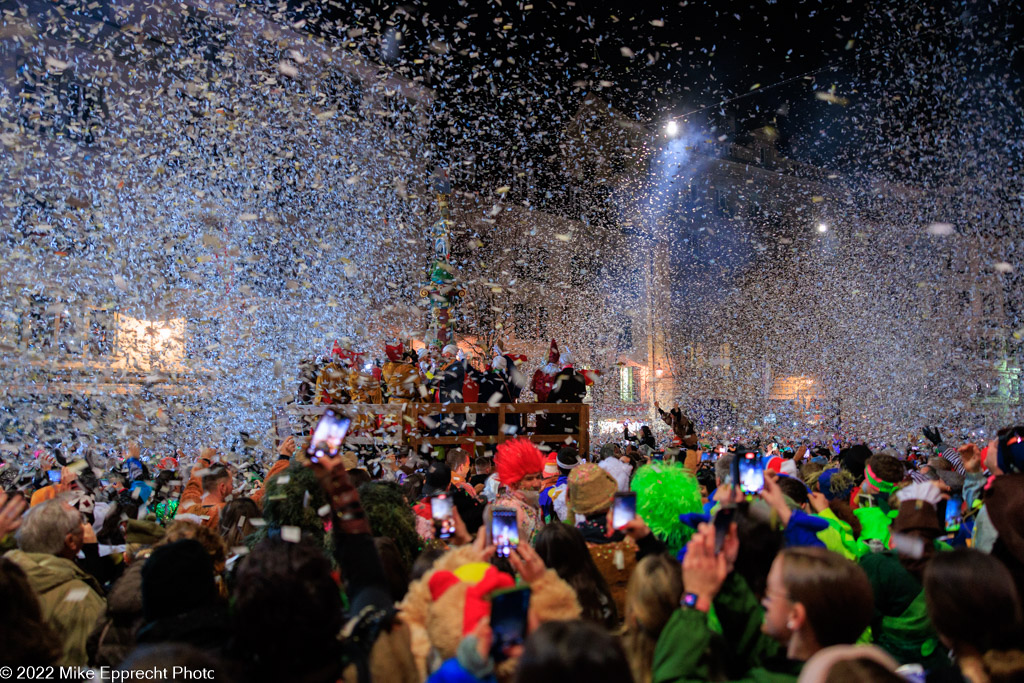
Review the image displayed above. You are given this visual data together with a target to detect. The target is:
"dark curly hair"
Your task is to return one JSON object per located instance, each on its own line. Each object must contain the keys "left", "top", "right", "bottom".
{"left": 359, "top": 481, "right": 421, "bottom": 570}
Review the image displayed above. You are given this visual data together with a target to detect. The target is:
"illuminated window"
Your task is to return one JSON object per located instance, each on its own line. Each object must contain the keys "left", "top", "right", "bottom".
{"left": 117, "top": 315, "right": 186, "bottom": 370}
{"left": 620, "top": 366, "right": 636, "bottom": 403}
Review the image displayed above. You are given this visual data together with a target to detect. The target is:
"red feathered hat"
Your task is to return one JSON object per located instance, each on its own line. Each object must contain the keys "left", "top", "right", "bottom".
{"left": 385, "top": 341, "right": 404, "bottom": 362}
{"left": 496, "top": 438, "right": 546, "bottom": 487}
{"left": 331, "top": 341, "right": 364, "bottom": 367}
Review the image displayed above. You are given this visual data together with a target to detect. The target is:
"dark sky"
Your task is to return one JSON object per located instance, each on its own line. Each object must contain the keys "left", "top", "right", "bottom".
{"left": 302, "top": 0, "right": 1023, "bottom": 181}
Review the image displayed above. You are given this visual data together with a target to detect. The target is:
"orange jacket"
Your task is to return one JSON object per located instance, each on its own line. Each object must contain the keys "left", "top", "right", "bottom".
{"left": 251, "top": 458, "right": 291, "bottom": 508}
{"left": 177, "top": 455, "right": 222, "bottom": 530}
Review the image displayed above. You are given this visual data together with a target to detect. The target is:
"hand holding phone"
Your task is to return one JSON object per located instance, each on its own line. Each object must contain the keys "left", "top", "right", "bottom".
{"left": 612, "top": 492, "right": 637, "bottom": 529}
{"left": 490, "top": 507, "right": 519, "bottom": 558}
{"left": 732, "top": 451, "right": 765, "bottom": 494}
{"left": 307, "top": 410, "right": 352, "bottom": 463}
{"left": 489, "top": 586, "right": 531, "bottom": 663}
{"left": 713, "top": 506, "right": 736, "bottom": 555}
{"left": 431, "top": 494, "right": 455, "bottom": 540}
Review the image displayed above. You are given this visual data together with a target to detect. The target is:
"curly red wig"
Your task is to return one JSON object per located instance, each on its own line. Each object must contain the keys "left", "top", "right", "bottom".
{"left": 495, "top": 438, "right": 546, "bottom": 487}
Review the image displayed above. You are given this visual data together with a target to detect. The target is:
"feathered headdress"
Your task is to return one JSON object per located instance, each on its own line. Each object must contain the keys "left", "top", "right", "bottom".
{"left": 385, "top": 341, "right": 404, "bottom": 362}
{"left": 495, "top": 438, "right": 546, "bottom": 487}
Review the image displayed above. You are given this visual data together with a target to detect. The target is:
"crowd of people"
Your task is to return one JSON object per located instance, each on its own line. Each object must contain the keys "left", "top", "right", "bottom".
{"left": 1, "top": 404, "right": 1023, "bottom": 683}
{"left": 300, "top": 338, "right": 590, "bottom": 442}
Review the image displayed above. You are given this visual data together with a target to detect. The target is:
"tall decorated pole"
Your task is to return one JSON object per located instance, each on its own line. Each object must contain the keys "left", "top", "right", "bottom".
{"left": 419, "top": 169, "right": 463, "bottom": 346}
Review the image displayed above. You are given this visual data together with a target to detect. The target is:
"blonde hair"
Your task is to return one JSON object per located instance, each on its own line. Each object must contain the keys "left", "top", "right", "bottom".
{"left": 621, "top": 555, "right": 683, "bottom": 683}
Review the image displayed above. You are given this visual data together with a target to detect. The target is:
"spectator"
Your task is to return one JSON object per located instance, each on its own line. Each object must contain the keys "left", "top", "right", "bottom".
{"left": 0, "top": 556, "right": 62, "bottom": 666}
{"left": 535, "top": 522, "right": 618, "bottom": 628}
{"left": 621, "top": 555, "right": 683, "bottom": 683}
{"left": 8, "top": 498, "right": 106, "bottom": 665}
{"left": 516, "top": 620, "right": 634, "bottom": 683}
{"left": 924, "top": 549, "right": 1024, "bottom": 682}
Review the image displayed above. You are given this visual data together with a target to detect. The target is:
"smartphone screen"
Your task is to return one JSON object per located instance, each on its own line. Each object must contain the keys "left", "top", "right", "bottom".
{"left": 701, "top": 452, "right": 713, "bottom": 462}
{"left": 735, "top": 451, "right": 765, "bottom": 494}
{"left": 713, "top": 505, "right": 736, "bottom": 554}
{"left": 491, "top": 507, "right": 519, "bottom": 558}
{"left": 945, "top": 495, "right": 963, "bottom": 533}
{"left": 274, "top": 407, "right": 292, "bottom": 445}
{"left": 307, "top": 410, "right": 352, "bottom": 463}
{"left": 431, "top": 494, "right": 455, "bottom": 540}
{"left": 47, "top": 469, "right": 62, "bottom": 483}
{"left": 612, "top": 492, "right": 637, "bottom": 529}
{"left": 490, "top": 586, "right": 531, "bottom": 663}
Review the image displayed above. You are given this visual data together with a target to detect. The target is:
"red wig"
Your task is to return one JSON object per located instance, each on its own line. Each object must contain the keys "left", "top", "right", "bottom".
{"left": 495, "top": 438, "right": 546, "bottom": 487}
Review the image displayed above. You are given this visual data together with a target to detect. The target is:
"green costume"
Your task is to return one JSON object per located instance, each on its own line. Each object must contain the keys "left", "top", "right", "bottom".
{"left": 859, "top": 551, "right": 946, "bottom": 669}
{"left": 653, "top": 573, "right": 803, "bottom": 683}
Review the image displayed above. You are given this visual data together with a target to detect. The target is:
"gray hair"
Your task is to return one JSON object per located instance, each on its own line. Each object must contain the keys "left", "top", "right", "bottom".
{"left": 715, "top": 453, "right": 735, "bottom": 486}
{"left": 15, "top": 498, "right": 82, "bottom": 555}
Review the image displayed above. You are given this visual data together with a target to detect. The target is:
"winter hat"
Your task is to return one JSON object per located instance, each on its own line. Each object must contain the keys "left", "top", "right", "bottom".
{"left": 995, "top": 428, "right": 1024, "bottom": 474}
{"left": 567, "top": 463, "right": 617, "bottom": 516}
{"left": 141, "top": 539, "right": 218, "bottom": 622}
{"left": 542, "top": 454, "right": 559, "bottom": 479}
{"left": 442, "top": 344, "right": 459, "bottom": 358}
{"left": 492, "top": 355, "right": 508, "bottom": 372}
{"left": 556, "top": 446, "right": 580, "bottom": 472}
{"left": 818, "top": 469, "right": 855, "bottom": 502}
{"left": 839, "top": 445, "right": 872, "bottom": 482}
{"left": 422, "top": 461, "right": 453, "bottom": 498}
{"left": 767, "top": 456, "right": 798, "bottom": 478}
{"left": 126, "top": 519, "right": 166, "bottom": 546}
{"left": 495, "top": 438, "right": 545, "bottom": 488}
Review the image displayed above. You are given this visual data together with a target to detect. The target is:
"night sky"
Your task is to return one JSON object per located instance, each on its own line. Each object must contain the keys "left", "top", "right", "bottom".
{"left": 300, "top": 0, "right": 1023, "bottom": 181}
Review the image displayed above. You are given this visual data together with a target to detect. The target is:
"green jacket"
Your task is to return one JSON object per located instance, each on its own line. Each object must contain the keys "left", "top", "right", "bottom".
{"left": 6, "top": 550, "right": 107, "bottom": 666}
{"left": 653, "top": 573, "right": 803, "bottom": 683}
{"left": 859, "top": 551, "right": 945, "bottom": 669}
{"left": 817, "top": 508, "right": 864, "bottom": 560}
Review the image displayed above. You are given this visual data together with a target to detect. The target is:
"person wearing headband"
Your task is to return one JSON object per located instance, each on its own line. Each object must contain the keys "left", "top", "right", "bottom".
{"left": 853, "top": 453, "right": 906, "bottom": 553}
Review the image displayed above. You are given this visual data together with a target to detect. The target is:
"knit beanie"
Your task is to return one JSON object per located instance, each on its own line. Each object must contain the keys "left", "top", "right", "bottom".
{"left": 567, "top": 463, "right": 617, "bottom": 516}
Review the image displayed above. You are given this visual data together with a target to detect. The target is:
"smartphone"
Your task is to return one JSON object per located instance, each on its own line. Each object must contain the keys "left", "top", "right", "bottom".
{"left": 489, "top": 585, "right": 531, "bottom": 663}
{"left": 491, "top": 507, "right": 519, "bottom": 558}
{"left": 100, "top": 479, "right": 109, "bottom": 487}
{"left": 701, "top": 452, "right": 713, "bottom": 462}
{"left": 431, "top": 494, "right": 455, "bottom": 540}
{"left": 307, "top": 410, "right": 352, "bottom": 463}
{"left": 274, "top": 407, "right": 292, "bottom": 446}
{"left": 713, "top": 505, "right": 736, "bottom": 554}
{"left": 47, "top": 469, "right": 62, "bottom": 483}
{"left": 733, "top": 450, "right": 765, "bottom": 494}
{"left": 612, "top": 492, "right": 637, "bottom": 529}
{"left": 944, "top": 495, "right": 963, "bottom": 533}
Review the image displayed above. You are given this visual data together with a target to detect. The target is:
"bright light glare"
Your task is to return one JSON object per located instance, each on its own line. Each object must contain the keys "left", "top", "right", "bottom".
{"left": 816, "top": 222, "right": 828, "bottom": 233}
{"left": 665, "top": 120, "right": 679, "bottom": 137}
